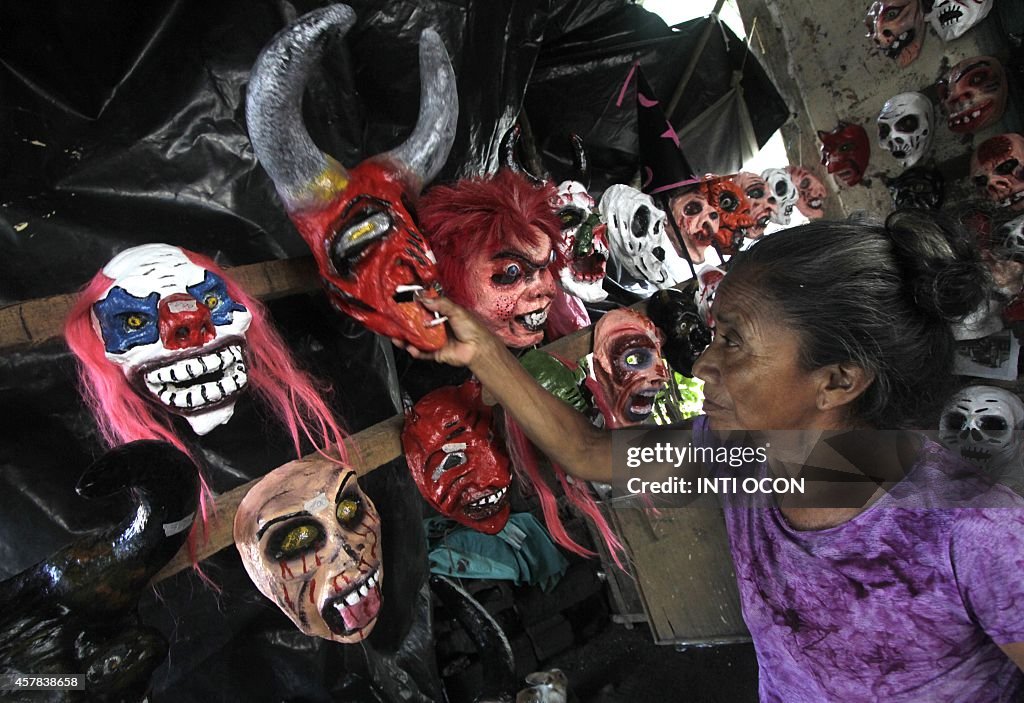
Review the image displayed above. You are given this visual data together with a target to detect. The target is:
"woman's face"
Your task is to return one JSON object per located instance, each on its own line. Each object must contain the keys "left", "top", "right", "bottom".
{"left": 692, "top": 278, "right": 830, "bottom": 432}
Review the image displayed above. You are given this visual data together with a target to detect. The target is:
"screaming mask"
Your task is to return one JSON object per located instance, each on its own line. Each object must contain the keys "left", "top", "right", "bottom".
{"left": 926, "top": 0, "right": 993, "bottom": 41}
{"left": 89, "top": 244, "right": 252, "bottom": 435}
{"left": 600, "top": 184, "right": 670, "bottom": 288}
{"left": 937, "top": 56, "right": 1007, "bottom": 134}
{"left": 402, "top": 380, "right": 512, "bottom": 534}
{"left": 971, "top": 133, "right": 1024, "bottom": 211}
{"left": 760, "top": 168, "right": 799, "bottom": 226}
{"left": 699, "top": 176, "right": 755, "bottom": 256}
{"left": 668, "top": 188, "right": 719, "bottom": 264}
{"left": 732, "top": 172, "right": 777, "bottom": 239}
{"left": 939, "top": 385, "right": 1024, "bottom": 478}
{"left": 865, "top": 0, "right": 925, "bottom": 67}
{"left": 886, "top": 166, "right": 945, "bottom": 210}
{"left": 584, "top": 308, "right": 668, "bottom": 428}
{"left": 818, "top": 122, "right": 870, "bottom": 187}
{"left": 877, "top": 92, "right": 933, "bottom": 169}
{"left": 246, "top": 5, "right": 458, "bottom": 351}
{"left": 553, "top": 180, "right": 609, "bottom": 303}
{"left": 234, "top": 460, "right": 382, "bottom": 643}
{"left": 785, "top": 165, "right": 827, "bottom": 219}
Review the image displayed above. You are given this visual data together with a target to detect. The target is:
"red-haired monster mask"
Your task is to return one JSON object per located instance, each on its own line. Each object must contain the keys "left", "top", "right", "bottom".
{"left": 785, "top": 165, "right": 827, "bottom": 219}
{"left": 971, "top": 133, "right": 1024, "bottom": 211}
{"left": 866, "top": 0, "right": 925, "bottom": 68}
{"left": 937, "top": 56, "right": 1008, "bottom": 134}
{"left": 818, "top": 122, "right": 870, "bottom": 187}
{"left": 699, "top": 176, "right": 754, "bottom": 256}
{"left": 402, "top": 380, "right": 512, "bottom": 534}
{"left": 246, "top": 5, "right": 457, "bottom": 350}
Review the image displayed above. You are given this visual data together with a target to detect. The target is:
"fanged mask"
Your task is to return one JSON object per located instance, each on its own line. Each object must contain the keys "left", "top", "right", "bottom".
{"left": 937, "top": 56, "right": 1007, "bottom": 134}
{"left": 552, "top": 180, "right": 609, "bottom": 303}
{"left": 246, "top": 5, "right": 458, "bottom": 350}
{"left": 970, "top": 133, "right": 1024, "bottom": 211}
{"left": 866, "top": 0, "right": 925, "bottom": 67}
{"left": 926, "top": 0, "right": 993, "bottom": 41}
{"left": 877, "top": 92, "right": 933, "bottom": 169}
{"left": 235, "top": 461, "right": 382, "bottom": 644}
{"left": 699, "top": 176, "right": 755, "bottom": 256}
{"left": 402, "top": 380, "right": 512, "bottom": 534}
{"left": 760, "top": 168, "right": 799, "bottom": 226}
{"left": 732, "top": 172, "right": 777, "bottom": 239}
{"left": 818, "top": 122, "right": 871, "bottom": 187}
{"left": 785, "top": 165, "right": 827, "bottom": 219}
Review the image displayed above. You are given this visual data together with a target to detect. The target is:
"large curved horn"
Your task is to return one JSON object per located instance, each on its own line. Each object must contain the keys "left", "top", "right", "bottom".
{"left": 570, "top": 132, "right": 590, "bottom": 188}
{"left": 499, "top": 123, "right": 545, "bottom": 185}
{"left": 379, "top": 28, "right": 459, "bottom": 194}
{"left": 245, "top": 4, "right": 355, "bottom": 212}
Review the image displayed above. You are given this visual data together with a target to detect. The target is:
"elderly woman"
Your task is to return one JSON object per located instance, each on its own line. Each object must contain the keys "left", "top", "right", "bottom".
{"left": 395, "top": 211, "right": 1024, "bottom": 701}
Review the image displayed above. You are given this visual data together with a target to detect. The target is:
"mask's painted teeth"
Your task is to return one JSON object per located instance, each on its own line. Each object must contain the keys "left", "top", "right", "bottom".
{"left": 339, "top": 568, "right": 380, "bottom": 607}
{"left": 999, "top": 191, "right": 1024, "bottom": 208}
{"left": 144, "top": 345, "right": 247, "bottom": 410}
{"left": 468, "top": 486, "right": 508, "bottom": 509}
{"left": 519, "top": 309, "right": 548, "bottom": 331}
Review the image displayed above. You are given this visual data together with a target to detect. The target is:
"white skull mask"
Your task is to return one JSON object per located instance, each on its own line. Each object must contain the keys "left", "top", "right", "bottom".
{"left": 939, "top": 385, "right": 1024, "bottom": 477}
{"left": 91, "top": 244, "right": 253, "bottom": 435}
{"left": 925, "top": 0, "right": 993, "bottom": 41}
{"left": 877, "top": 92, "right": 933, "bottom": 169}
{"left": 993, "top": 214, "right": 1024, "bottom": 262}
{"left": 599, "top": 184, "right": 670, "bottom": 288}
{"left": 760, "top": 168, "right": 799, "bottom": 226}
{"left": 552, "top": 180, "right": 609, "bottom": 303}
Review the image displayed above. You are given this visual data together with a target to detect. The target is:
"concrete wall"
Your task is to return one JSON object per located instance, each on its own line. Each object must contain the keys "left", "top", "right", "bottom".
{"left": 734, "top": 0, "right": 1015, "bottom": 218}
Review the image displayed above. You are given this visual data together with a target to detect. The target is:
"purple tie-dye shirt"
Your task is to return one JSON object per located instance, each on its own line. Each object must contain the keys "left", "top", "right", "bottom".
{"left": 696, "top": 418, "right": 1024, "bottom": 702}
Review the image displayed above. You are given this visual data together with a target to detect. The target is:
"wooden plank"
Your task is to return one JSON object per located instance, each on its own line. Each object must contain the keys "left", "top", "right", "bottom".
{"left": 0, "top": 256, "right": 320, "bottom": 351}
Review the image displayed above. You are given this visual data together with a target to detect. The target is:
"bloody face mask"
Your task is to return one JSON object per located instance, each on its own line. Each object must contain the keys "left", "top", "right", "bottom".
{"left": 584, "top": 308, "right": 669, "bottom": 428}
{"left": 937, "top": 56, "right": 1007, "bottom": 134}
{"left": 246, "top": 6, "right": 457, "bottom": 351}
{"left": 971, "top": 133, "right": 1024, "bottom": 211}
{"left": 552, "top": 180, "right": 609, "bottom": 303}
{"left": 402, "top": 380, "right": 512, "bottom": 534}
{"left": 732, "top": 172, "right": 777, "bottom": 239}
{"left": 668, "top": 188, "right": 719, "bottom": 264}
{"left": 90, "top": 244, "right": 252, "bottom": 436}
{"left": 785, "top": 165, "right": 827, "bottom": 219}
{"left": 818, "top": 123, "right": 870, "bottom": 187}
{"left": 699, "top": 176, "right": 755, "bottom": 256}
{"left": 234, "top": 461, "right": 382, "bottom": 644}
{"left": 865, "top": 0, "right": 925, "bottom": 68}
{"left": 886, "top": 166, "right": 945, "bottom": 210}
{"left": 926, "top": 0, "right": 993, "bottom": 41}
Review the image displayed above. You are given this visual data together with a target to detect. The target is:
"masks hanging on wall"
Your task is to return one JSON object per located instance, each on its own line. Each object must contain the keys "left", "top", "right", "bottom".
{"left": 583, "top": 308, "right": 669, "bottom": 428}
{"left": 234, "top": 460, "right": 383, "bottom": 644}
{"left": 552, "top": 180, "right": 609, "bottom": 303}
{"left": 760, "top": 168, "right": 799, "bottom": 226}
{"left": 732, "top": 172, "right": 777, "bottom": 239}
{"left": 600, "top": 184, "right": 671, "bottom": 287}
{"left": 246, "top": 5, "right": 458, "bottom": 351}
{"left": 818, "top": 122, "right": 871, "bottom": 187}
{"left": 402, "top": 380, "right": 512, "bottom": 535}
{"left": 939, "top": 385, "right": 1024, "bottom": 480}
{"left": 865, "top": 0, "right": 925, "bottom": 68}
{"left": 667, "top": 188, "right": 720, "bottom": 265}
{"left": 785, "top": 165, "right": 827, "bottom": 219}
{"left": 877, "top": 92, "right": 933, "bottom": 169}
{"left": 937, "top": 56, "right": 1007, "bottom": 134}
{"left": 699, "top": 176, "right": 755, "bottom": 256}
{"left": 970, "top": 133, "right": 1024, "bottom": 211}
{"left": 925, "top": 0, "right": 993, "bottom": 41}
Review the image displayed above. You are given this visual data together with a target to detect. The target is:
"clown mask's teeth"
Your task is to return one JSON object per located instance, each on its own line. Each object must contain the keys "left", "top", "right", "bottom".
{"left": 145, "top": 345, "right": 242, "bottom": 385}
{"left": 145, "top": 345, "right": 247, "bottom": 410}
{"left": 468, "top": 486, "right": 508, "bottom": 509}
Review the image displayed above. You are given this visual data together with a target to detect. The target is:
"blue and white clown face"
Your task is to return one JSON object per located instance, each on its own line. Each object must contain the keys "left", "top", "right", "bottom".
{"left": 91, "top": 244, "right": 253, "bottom": 435}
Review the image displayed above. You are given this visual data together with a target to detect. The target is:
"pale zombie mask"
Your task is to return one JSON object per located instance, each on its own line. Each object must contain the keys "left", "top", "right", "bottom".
{"left": 732, "top": 172, "right": 777, "bottom": 239}
{"left": 939, "top": 385, "right": 1024, "bottom": 477}
{"left": 971, "top": 133, "right": 1024, "bottom": 211}
{"left": 599, "top": 184, "right": 670, "bottom": 287}
{"left": 785, "top": 165, "right": 827, "bottom": 219}
{"left": 552, "top": 180, "right": 609, "bottom": 303}
{"left": 887, "top": 166, "right": 945, "bottom": 210}
{"left": 865, "top": 0, "right": 925, "bottom": 68}
{"left": 760, "top": 168, "right": 799, "bottom": 226}
{"left": 877, "top": 92, "right": 933, "bottom": 169}
{"left": 91, "top": 244, "right": 252, "bottom": 436}
{"left": 699, "top": 176, "right": 755, "bottom": 256}
{"left": 938, "top": 56, "right": 1008, "bottom": 134}
{"left": 402, "top": 380, "right": 512, "bottom": 534}
{"left": 246, "top": 5, "right": 457, "bottom": 351}
{"left": 584, "top": 308, "right": 668, "bottom": 428}
{"left": 818, "top": 122, "right": 870, "bottom": 187}
{"left": 668, "top": 189, "right": 719, "bottom": 264}
{"left": 234, "top": 461, "right": 382, "bottom": 643}
{"left": 926, "top": 0, "right": 993, "bottom": 41}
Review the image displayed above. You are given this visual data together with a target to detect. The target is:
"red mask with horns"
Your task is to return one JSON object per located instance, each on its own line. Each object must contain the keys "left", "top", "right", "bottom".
{"left": 245, "top": 5, "right": 458, "bottom": 350}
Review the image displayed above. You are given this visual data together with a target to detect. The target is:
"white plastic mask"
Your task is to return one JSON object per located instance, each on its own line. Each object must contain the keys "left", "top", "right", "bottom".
{"left": 760, "top": 168, "right": 799, "bottom": 226}
{"left": 552, "top": 180, "right": 609, "bottom": 303}
{"left": 993, "top": 214, "right": 1024, "bottom": 262}
{"left": 925, "top": 0, "right": 993, "bottom": 41}
{"left": 939, "top": 385, "right": 1024, "bottom": 477}
{"left": 877, "top": 92, "right": 933, "bottom": 169}
{"left": 91, "top": 244, "right": 253, "bottom": 435}
{"left": 599, "top": 184, "right": 670, "bottom": 288}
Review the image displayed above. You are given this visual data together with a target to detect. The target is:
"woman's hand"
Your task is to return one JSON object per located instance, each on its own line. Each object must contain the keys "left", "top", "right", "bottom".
{"left": 392, "top": 295, "right": 499, "bottom": 369}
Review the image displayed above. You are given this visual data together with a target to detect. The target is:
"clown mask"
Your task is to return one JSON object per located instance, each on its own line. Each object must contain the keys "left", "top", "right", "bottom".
{"left": 786, "top": 165, "right": 827, "bottom": 219}
{"left": 971, "top": 133, "right": 1024, "bottom": 211}
{"left": 246, "top": 6, "right": 457, "bottom": 351}
{"left": 584, "top": 308, "right": 668, "bottom": 428}
{"left": 699, "top": 176, "right": 755, "bottom": 256}
{"left": 600, "top": 184, "right": 670, "bottom": 288}
{"left": 877, "top": 92, "right": 933, "bottom": 169}
{"left": 818, "top": 122, "right": 870, "bottom": 187}
{"left": 402, "top": 380, "right": 512, "bottom": 534}
{"left": 926, "top": 0, "right": 993, "bottom": 41}
{"left": 760, "top": 168, "right": 799, "bottom": 226}
{"left": 552, "top": 180, "right": 609, "bottom": 303}
{"left": 234, "top": 460, "right": 382, "bottom": 643}
{"left": 938, "top": 56, "right": 1007, "bottom": 134}
{"left": 668, "top": 188, "right": 719, "bottom": 264}
{"left": 866, "top": 0, "right": 925, "bottom": 68}
{"left": 90, "top": 244, "right": 252, "bottom": 436}
{"left": 732, "top": 172, "right": 777, "bottom": 239}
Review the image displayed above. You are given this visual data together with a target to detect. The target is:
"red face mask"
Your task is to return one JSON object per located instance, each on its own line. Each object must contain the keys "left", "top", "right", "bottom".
{"left": 402, "top": 380, "right": 512, "bottom": 534}
{"left": 818, "top": 122, "right": 871, "bottom": 187}
{"left": 699, "top": 176, "right": 755, "bottom": 256}
{"left": 937, "top": 56, "right": 1008, "bottom": 134}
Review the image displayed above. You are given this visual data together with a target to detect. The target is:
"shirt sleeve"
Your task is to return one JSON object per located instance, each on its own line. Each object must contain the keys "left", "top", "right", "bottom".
{"left": 950, "top": 504, "right": 1024, "bottom": 646}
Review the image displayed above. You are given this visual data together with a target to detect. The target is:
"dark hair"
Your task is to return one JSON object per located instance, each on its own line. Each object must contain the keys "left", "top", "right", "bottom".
{"left": 722, "top": 210, "right": 991, "bottom": 429}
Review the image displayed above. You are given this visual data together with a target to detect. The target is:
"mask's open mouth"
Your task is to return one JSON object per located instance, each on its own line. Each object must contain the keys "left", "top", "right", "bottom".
{"left": 570, "top": 251, "right": 607, "bottom": 284}
{"left": 138, "top": 341, "right": 247, "bottom": 414}
{"left": 321, "top": 565, "right": 382, "bottom": 637}
{"left": 516, "top": 308, "right": 549, "bottom": 333}
{"left": 1001, "top": 190, "right": 1024, "bottom": 209}
{"left": 807, "top": 197, "right": 823, "bottom": 210}
{"left": 624, "top": 389, "right": 660, "bottom": 423}
{"left": 948, "top": 100, "right": 993, "bottom": 130}
{"left": 883, "top": 30, "right": 914, "bottom": 59}
{"left": 959, "top": 446, "right": 992, "bottom": 465}
{"left": 938, "top": 6, "right": 963, "bottom": 27}
{"left": 462, "top": 485, "right": 510, "bottom": 520}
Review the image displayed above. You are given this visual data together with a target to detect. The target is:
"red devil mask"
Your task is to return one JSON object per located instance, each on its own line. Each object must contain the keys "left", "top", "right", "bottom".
{"left": 402, "top": 380, "right": 512, "bottom": 534}
{"left": 937, "top": 56, "right": 1008, "bottom": 135}
{"left": 818, "top": 122, "right": 870, "bottom": 187}
{"left": 246, "top": 5, "right": 457, "bottom": 351}
{"left": 699, "top": 176, "right": 755, "bottom": 256}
